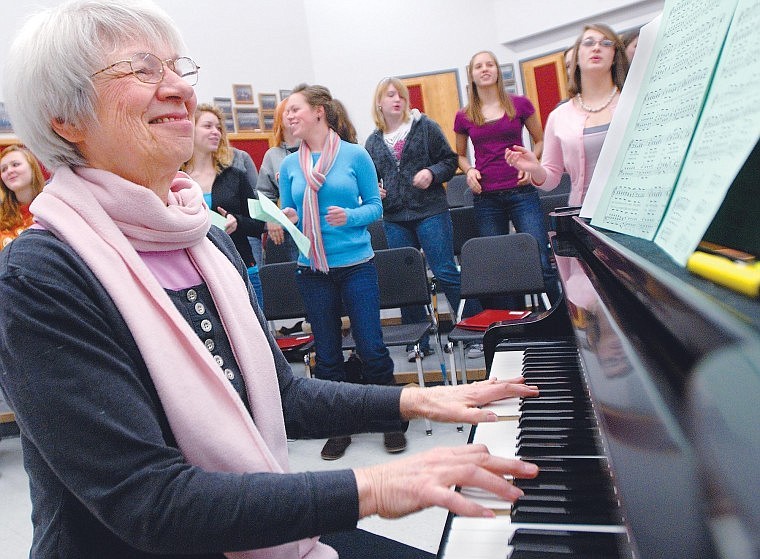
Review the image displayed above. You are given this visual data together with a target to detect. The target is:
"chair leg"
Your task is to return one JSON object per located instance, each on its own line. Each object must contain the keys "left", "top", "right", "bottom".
{"left": 432, "top": 331, "right": 448, "bottom": 386}
{"left": 303, "top": 351, "right": 312, "bottom": 379}
{"left": 445, "top": 341, "right": 464, "bottom": 433}
{"left": 457, "top": 343, "right": 469, "bottom": 385}
{"left": 412, "top": 343, "right": 433, "bottom": 435}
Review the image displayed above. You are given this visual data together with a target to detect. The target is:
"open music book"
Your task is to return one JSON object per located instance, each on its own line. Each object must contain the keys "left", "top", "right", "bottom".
{"left": 581, "top": 0, "right": 760, "bottom": 266}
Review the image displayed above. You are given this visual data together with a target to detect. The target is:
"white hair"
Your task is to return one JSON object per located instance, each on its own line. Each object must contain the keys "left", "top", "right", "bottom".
{"left": 3, "top": 0, "right": 187, "bottom": 169}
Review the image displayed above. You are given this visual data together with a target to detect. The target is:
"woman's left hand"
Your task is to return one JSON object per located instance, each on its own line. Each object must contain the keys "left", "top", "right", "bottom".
{"left": 399, "top": 378, "right": 539, "bottom": 424}
{"left": 412, "top": 169, "right": 434, "bottom": 190}
{"left": 217, "top": 207, "right": 238, "bottom": 234}
{"left": 325, "top": 206, "right": 347, "bottom": 226}
{"left": 516, "top": 170, "right": 531, "bottom": 186}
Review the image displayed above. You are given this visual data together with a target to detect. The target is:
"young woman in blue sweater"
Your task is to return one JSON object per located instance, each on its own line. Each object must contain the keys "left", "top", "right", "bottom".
{"left": 279, "top": 84, "right": 403, "bottom": 458}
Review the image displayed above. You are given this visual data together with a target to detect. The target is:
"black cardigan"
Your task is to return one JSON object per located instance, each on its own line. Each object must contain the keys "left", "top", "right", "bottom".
{"left": 0, "top": 226, "right": 405, "bottom": 558}
{"left": 365, "top": 113, "right": 458, "bottom": 223}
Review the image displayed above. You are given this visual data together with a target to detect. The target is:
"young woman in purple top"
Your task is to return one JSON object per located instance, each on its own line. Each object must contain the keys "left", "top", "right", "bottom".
{"left": 454, "top": 50, "right": 560, "bottom": 314}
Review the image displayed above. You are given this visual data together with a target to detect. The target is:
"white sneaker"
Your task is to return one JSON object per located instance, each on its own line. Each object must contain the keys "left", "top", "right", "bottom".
{"left": 466, "top": 344, "right": 484, "bottom": 359}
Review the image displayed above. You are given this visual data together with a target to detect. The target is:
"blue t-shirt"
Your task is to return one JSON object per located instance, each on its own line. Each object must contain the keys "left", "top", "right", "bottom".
{"left": 279, "top": 140, "right": 382, "bottom": 268}
{"left": 454, "top": 95, "right": 535, "bottom": 192}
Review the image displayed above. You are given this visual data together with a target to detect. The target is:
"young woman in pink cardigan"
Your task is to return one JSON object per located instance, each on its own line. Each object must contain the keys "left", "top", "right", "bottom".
{"left": 506, "top": 23, "right": 629, "bottom": 206}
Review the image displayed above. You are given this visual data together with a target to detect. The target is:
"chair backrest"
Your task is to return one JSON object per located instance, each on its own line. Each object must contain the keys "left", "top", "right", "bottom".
{"left": 446, "top": 174, "right": 473, "bottom": 208}
{"left": 367, "top": 219, "right": 389, "bottom": 251}
{"left": 373, "top": 247, "right": 431, "bottom": 309}
{"left": 259, "top": 261, "right": 306, "bottom": 320}
{"left": 459, "top": 233, "right": 545, "bottom": 299}
{"left": 450, "top": 205, "right": 480, "bottom": 256}
{"left": 539, "top": 192, "right": 570, "bottom": 232}
{"left": 264, "top": 235, "right": 296, "bottom": 264}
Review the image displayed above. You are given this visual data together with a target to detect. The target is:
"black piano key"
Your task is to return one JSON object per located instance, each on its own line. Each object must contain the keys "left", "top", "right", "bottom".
{"left": 509, "top": 528, "right": 625, "bottom": 558}
{"left": 518, "top": 441, "right": 601, "bottom": 456}
{"left": 511, "top": 504, "right": 620, "bottom": 525}
{"left": 528, "top": 457, "right": 608, "bottom": 471}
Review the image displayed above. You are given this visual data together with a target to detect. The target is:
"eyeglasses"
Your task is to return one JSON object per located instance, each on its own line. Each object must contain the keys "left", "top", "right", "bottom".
{"left": 580, "top": 38, "right": 615, "bottom": 48}
{"left": 91, "top": 52, "right": 200, "bottom": 86}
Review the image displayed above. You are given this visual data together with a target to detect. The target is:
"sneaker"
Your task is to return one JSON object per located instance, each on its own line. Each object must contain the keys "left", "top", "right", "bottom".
{"left": 383, "top": 431, "right": 407, "bottom": 453}
{"left": 407, "top": 348, "right": 434, "bottom": 363}
{"left": 320, "top": 436, "right": 352, "bottom": 460}
{"left": 466, "top": 343, "right": 484, "bottom": 359}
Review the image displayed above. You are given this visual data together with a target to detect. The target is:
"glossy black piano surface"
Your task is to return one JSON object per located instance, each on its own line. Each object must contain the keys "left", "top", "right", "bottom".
{"left": 460, "top": 210, "right": 760, "bottom": 559}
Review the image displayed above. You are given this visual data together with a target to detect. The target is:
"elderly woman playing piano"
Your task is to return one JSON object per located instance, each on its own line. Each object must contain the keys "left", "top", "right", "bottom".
{"left": 0, "top": 1, "right": 538, "bottom": 558}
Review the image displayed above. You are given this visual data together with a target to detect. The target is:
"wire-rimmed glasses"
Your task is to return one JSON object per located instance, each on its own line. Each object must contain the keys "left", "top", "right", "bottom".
{"left": 580, "top": 38, "right": 615, "bottom": 48}
{"left": 91, "top": 52, "right": 200, "bottom": 86}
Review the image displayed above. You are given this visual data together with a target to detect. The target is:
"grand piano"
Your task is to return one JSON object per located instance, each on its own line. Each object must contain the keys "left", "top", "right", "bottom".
{"left": 437, "top": 208, "right": 760, "bottom": 559}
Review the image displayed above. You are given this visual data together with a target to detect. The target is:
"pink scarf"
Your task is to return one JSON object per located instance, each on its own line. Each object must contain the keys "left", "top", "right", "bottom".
{"left": 298, "top": 129, "right": 341, "bottom": 272}
{"left": 30, "top": 166, "right": 336, "bottom": 559}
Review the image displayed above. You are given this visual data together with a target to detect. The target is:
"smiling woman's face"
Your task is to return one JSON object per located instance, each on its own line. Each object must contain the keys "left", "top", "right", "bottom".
{"left": 70, "top": 42, "right": 198, "bottom": 195}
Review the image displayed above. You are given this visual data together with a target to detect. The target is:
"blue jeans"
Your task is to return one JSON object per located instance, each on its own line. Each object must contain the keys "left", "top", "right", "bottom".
{"left": 383, "top": 212, "right": 461, "bottom": 352}
{"left": 473, "top": 187, "right": 560, "bottom": 305}
{"left": 296, "top": 261, "right": 394, "bottom": 385}
{"left": 247, "top": 265, "right": 264, "bottom": 310}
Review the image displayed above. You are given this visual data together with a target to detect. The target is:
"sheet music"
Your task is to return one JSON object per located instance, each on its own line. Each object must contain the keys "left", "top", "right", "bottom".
{"left": 590, "top": 0, "right": 737, "bottom": 239}
{"left": 655, "top": 0, "right": 760, "bottom": 264}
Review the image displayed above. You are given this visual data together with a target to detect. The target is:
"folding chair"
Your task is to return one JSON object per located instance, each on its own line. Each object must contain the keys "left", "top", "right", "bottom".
{"left": 447, "top": 234, "right": 550, "bottom": 385}
{"left": 258, "top": 261, "right": 313, "bottom": 377}
{"left": 445, "top": 174, "right": 474, "bottom": 208}
{"left": 449, "top": 205, "right": 480, "bottom": 263}
{"left": 342, "top": 246, "right": 451, "bottom": 434}
{"left": 367, "top": 219, "right": 389, "bottom": 250}
{"left": 263, "top": 234, "right": 297, "bottom": 264}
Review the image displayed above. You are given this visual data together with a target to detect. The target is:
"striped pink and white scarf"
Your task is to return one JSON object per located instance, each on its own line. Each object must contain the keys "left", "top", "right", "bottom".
{"left": 298, "top": 129, "right": 341, "bottom": 272}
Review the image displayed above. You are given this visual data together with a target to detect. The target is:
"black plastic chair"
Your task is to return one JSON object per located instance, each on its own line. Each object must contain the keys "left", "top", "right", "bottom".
{"left": 446, "top": 174, "right": 474, "bottom": 208}
{"left": 263, "top": 234, "right": 297, "bottom": 264}
{"left": 341, "top": 247, "right": 451, "bottom": 434}
{"left": 446, "top": 234, "right": 549, "bottom": 385}
{"left": 259, "top": 261, "right": 313, "bottom": 376}
{"left": 449, "top": 205, "right": 480, "bottom": 259}
{"left": 367, "top": 219, "right": 389, "bottom": 251}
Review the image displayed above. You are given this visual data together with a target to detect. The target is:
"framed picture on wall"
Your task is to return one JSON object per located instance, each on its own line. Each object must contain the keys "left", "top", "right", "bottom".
{"left": 232, "top": 84, "right": 254, "bottom": 104}
{"left": 213, "top": 97, "right": 233, "bottom": 116}
{"left": 262, "top": 112, "right": 275, "bottom": 131}
{"left": 279, "top": 89, "right": 293, "bottom": 101}
{"left": 224, "top": 116, "right": 236, "bottom": 133}
{"left": 0, "top": 103, "right": 13, "bottom": 134}
{"left": 234, "top": 107, "right": 261, "bottom": 131}
{"left": 258, "top": 93, "right": 278, "bottom": 111}
{"left": 500, "top": 63, "right": 515, "bottom": 83}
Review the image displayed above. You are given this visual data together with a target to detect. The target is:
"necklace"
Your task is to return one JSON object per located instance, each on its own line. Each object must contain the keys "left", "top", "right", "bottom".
{"left": 577, "top": 86, "right": 618, "bottom": 113}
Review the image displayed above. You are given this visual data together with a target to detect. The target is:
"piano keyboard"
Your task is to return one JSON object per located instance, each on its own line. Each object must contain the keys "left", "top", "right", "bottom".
{"left": 439, "top": 343, "right": 631, "bottom": 559}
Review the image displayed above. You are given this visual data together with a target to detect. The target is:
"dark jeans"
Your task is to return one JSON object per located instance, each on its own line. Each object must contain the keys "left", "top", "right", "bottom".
{"left": 296, "top": 261, "right": 394, "bottom": 385}
{"left": 474, "top": 186, "right": 560, "bottom": 306}
{"left": 383, "top": 212, "right": 462, "bottom": 352}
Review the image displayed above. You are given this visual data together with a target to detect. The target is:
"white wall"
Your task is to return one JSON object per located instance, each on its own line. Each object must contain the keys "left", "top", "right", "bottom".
{"left": 1, "top": 0, "right": 663, "bottom": 145}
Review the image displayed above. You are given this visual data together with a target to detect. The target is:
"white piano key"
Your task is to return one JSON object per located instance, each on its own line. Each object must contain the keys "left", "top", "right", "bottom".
{"left": 482, "top": 397, "right": 522, "bottom": 418}
{"left": 490, "top": 350, "right": 524, "bottom": 380}
{"left": 471, "top": 420, "right": 518, "bottom": 459}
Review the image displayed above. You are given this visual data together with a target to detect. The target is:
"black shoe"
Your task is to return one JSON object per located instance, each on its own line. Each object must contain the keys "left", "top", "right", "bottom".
{"left": 383, "top": 431, "right": 407, "bottom": 453}
{"left": 320, "top": 436, "right": 352, "bottom": 460}
{"left": 407, "top": 348, "right": 434, "bottom": 363}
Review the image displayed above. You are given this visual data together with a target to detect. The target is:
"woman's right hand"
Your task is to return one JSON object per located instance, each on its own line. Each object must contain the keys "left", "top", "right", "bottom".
{"left": 353, "top": 445, "right": 538, "bottom": 519}
{"left": 281, "top": 207, "right": 298, "bottom": 224}
{"left": 465, "top": 168, "right": 482, "bottom": 194}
